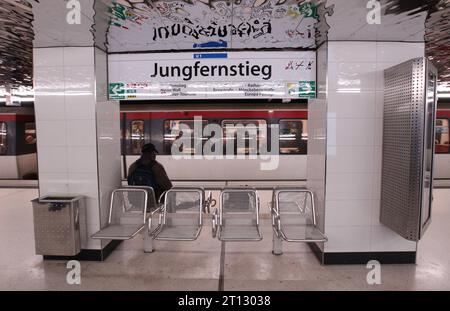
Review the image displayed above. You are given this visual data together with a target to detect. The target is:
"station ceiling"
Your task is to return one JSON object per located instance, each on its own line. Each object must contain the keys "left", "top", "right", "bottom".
{"left": 0, "top": 0, "right": 449, "bottom": 94}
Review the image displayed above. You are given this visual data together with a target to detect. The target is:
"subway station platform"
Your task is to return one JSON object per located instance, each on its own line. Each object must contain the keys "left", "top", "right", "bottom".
{"left": 1, "top": 0, "right": 450, "bottom": 297}
{"left": 1, "top": 187, "right": 449, "bottom": 291}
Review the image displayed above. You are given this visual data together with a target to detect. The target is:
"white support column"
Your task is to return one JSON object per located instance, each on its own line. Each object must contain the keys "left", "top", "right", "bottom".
{"left": 309, "top": 41, "right": 424, "bottom": 258}
{"left": 33, "top": 47, "right": 121, "bottom": 252}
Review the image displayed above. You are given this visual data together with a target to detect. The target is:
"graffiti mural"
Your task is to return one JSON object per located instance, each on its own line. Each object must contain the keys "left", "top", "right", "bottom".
{"left": 107, "top": 0, "right": 319, "bottom": 52}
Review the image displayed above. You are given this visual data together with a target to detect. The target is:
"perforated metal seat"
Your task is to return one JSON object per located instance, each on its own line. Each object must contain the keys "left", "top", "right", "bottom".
{"left": 270, "top": 187, "right": 327, "bottom": 243}
{"left": 212, "top": 187, "right": 262, "bottom": 242}
{"left": 123, "top": 185, "right": 161, "bottom": 212}
{"left": 91, "top": 187, "right": 155, "bottom": 240}
{"left": 149, "top": 187, "right": 211, "bottom": 241}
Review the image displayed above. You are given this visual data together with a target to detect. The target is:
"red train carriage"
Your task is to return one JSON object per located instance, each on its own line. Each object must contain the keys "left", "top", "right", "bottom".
{"left": 0, "top": 107, "right": 37, "bottom": 179}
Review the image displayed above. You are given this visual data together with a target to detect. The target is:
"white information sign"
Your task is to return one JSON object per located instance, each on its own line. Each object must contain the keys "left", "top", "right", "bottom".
{"left": 108, "top": 51, "right": 316, "bottom": 100}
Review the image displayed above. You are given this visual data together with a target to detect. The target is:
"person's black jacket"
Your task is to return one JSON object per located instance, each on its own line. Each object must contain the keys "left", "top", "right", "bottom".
{"left": 128, "top": 159, "right": 173, "bottom": 201}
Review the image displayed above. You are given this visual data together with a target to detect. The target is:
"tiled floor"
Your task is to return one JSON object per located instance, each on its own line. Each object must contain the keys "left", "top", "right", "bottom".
{"left": 0, "top": 188, "right": 449, "bottom": 290}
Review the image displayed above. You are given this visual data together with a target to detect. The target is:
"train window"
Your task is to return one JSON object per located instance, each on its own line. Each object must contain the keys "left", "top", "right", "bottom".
{"left": 25, "top": 123, "right": 37, "bottom": 145}
{"left": 279, "top": 119, "right": 308, "bottom": 154}
{"left": 0, "top": 122, "right": 6, "bottom": 155}
{"left": 435, "top": 119, "right": 449, "bottom": 154}
{"left": 221, "top": 120, "right": 267, "bottom": 155}
{"left": 164, "top": 119, "right": 208, "bottom": 155}
{"left": 130, "top": 120, "right": 145, "bottom": 155}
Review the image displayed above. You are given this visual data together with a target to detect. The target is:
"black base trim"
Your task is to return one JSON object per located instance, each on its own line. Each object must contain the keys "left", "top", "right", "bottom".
{"left": 43, "top": 240, "right": 122, "bottom": 262}
{"left": 308, "top": 243, "right": 416, "bottom": 265}
{"left": 323, "top": 251, "right": 416, "bottom": 265}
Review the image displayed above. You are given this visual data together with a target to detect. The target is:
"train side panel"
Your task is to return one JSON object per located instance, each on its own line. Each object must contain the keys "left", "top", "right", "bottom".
{"left": 17, "top": 153, "right": 38, "bottom": 178}
{"left": 0, "top": 156, "right": 20, "bottom": 178}
{"left": 122, "top": 109, "right": 308, "bottom": 181}
{"left": 434, "top": 154, "right": 450, "bottom": 179}
{"left": 0, "top": 109, "right": 37, "bottom": 179}
{"left": 120, "top": 105, "right": 450, "bottom": 184}
{"left": 126, "top": 155, "right": 307, "bottom": 181}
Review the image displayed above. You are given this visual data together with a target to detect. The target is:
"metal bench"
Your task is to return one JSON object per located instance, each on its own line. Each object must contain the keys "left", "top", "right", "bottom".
{"left": 270, "top": 187, "right": 327, "bottom": 255}
{"left": 91, "top": 186, "right": 159, "bottom": 241}
{"left": 145, "top": 187, "right": 213, "bottom": 252}
{"left": 212, "top": 187, "right": 262, "bottom": 242}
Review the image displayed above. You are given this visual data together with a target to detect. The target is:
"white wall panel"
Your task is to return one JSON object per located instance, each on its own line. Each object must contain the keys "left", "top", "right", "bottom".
{"left": 64, "top": 94, "right": 96, "bottom": 120}
{"left": 66, "top": 120, "right": 97, "bottom": 146}
{"left": 376, "top": 42, "right": 425, "bottom": 63}
{"left": 322, "top": 41, "right": 424, "bottom": 253}
{"left": 33, "top": 48, "right": 64, "bottom": 67}
{"left": 38, "top": 172, "right": 69, "bottom": 195}
{"left": 64, "top": 47, "right": 95, "bottom": 67}
{"left": 325, "top": 226, "right": 371, "bottom": 253}
{"left": 307, "top": 98, "right": 327, "bottom": 252}
{"left": 328, "top": 42, "right": 377, "bottom": 63}
{"left": 326, "top": 173, "right": 373, "bottom": 201}
{"left": 95, "top": 48, "right": 122, "bottom": 241}
{"left": 316, "top": 42, "right": 328, "bottom": 99}
{"left": 36, "top": 121, "right": 67, "bottom": 146}
{"left": 327, "top": 146, "right": 375, "bottom": 174}
{"left": 33, "top": 46, "right": 121, "bottom": 251}
{"left": 327, "top": 118, "right": 376, "bottom": 147}
{"left": 156, "top": 155, "right": 307, "bottom": 181}
{"left": 328, "top": 62, "right": 377, "bottom": 92}
{"left": 326, "top": 200, "right": 372, "bottom": 227}
{"left": 327, "top": 91, "right": 376, "bottom": 119}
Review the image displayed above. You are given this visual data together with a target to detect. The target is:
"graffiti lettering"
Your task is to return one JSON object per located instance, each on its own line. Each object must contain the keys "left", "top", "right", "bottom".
{"left": 108, "top": 0, "right": 321, "bottom": 50}
{"left": 251, "top": 1, "right": 273, "bottom": 19}
{"left": 152, "top": 20, "right": 272, "bottom": 41}
{"left": 286, "top": 28, "right": 312, "bottom": 39}
{"left": 109, "top": 2, "right": 149, "bottom": 28}
{"left": 285, "top": 60, "right": 314, "bottom": 71}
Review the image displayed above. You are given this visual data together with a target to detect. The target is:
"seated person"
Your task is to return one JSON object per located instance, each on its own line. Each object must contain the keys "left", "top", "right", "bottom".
{"left": 128, "top": 143, "right": 173, "bottom": 203}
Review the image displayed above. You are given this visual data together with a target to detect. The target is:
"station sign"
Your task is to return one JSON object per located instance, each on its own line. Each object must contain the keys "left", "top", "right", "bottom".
{"left": 108, "top": 51, "right": 316, "bottom": 100}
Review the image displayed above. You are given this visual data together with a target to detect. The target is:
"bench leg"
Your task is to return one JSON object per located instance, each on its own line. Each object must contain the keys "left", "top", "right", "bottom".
{"left": 272, "top": 231, "right": 283, "bottom": 255}
{"left": 144, "top": 229, "right": 154, "bottom": 253}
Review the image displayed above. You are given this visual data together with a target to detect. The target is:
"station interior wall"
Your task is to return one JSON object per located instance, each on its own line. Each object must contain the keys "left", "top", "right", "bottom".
{"left": 310, "top": 41, "right": 424, "bottom": 254}
{"left": 33, "top": 46, "right": 121, "bottom": 250}
{"left": 33, "top": 40, "right": 427, "bottom": 254}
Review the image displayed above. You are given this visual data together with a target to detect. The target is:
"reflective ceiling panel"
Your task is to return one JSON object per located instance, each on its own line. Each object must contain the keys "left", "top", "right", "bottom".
{"left": 0, "top": 0, "right": 34, "bottom": 89}
{"left": 424, "top": 0, "right": 450, "bottom": 91}
{"left": 326, "top": 0, "right": 428, "bottom": 42}
{"left": 0, "top": 0, "right": 449, "bottom": 95}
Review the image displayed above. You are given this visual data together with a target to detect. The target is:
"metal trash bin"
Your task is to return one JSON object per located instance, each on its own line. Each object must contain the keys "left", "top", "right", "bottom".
{"left": 31, "top": 196, "right": 84, "bottom": 256}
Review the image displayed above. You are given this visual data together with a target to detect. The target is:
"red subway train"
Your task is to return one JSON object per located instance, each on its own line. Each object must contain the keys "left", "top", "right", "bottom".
{"left": 0, "top": 102, "right": 449, "bottom": 184}
{"left": 0, "top": 106, "right": 37, "bottom": 179}
{"left": 119, "top": 101, "right": 450, "bottom": 183}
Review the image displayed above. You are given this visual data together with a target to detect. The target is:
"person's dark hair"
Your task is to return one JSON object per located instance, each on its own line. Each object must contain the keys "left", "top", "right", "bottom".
{"left": 142, "top": 143, "right": 158, "bottom": 154}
